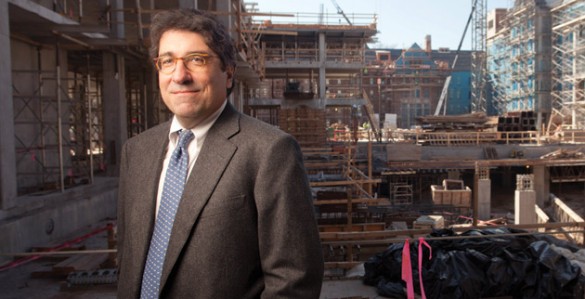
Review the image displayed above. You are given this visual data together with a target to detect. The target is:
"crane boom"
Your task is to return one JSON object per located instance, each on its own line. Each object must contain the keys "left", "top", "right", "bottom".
{"left": 331, "top": 0, "right": 352, "bottom": 25}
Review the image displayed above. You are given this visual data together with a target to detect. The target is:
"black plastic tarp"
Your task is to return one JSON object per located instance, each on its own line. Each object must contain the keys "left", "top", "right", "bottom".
{"left": 363, "top": 227, "right": 585, "bottom": 299}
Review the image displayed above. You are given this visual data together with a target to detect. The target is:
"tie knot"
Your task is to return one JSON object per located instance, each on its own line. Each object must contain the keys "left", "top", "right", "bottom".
{"left": 177, "top": 129, "right": 194, "bottom": 149}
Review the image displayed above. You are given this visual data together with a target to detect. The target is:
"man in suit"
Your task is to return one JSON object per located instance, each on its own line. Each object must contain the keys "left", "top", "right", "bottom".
{"left": 117, "top": 8, "right": 324, "bottom": 299}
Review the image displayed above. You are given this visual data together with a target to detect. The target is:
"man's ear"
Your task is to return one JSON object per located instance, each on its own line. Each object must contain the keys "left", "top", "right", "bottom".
{"left": 226, "top": 66, "right": 236, "bottom": 96}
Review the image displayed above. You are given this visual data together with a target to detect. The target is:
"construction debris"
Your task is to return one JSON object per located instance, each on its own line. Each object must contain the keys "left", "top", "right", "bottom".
{"left": 540, "top": 148, "right": 585, "bottom": 160}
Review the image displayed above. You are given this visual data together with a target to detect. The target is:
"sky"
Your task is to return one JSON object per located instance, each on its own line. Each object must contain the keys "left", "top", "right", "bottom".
{"left": 251, "top": 0, "right": 515, "bottom": 50}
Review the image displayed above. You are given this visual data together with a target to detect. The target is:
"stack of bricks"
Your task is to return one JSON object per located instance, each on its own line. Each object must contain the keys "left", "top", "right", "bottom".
{"left": 278, "top": 107, "right": 326, "bottom": 147}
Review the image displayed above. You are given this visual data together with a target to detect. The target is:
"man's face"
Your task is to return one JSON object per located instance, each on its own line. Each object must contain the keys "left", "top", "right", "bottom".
{"left": 157, "top": 29, "right": 234, "bottom": 128}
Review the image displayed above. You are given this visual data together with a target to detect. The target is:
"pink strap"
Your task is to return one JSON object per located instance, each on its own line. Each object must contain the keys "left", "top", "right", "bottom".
{"left": 418, "top": 237, "right": 433, "bottom": 299}
{"left": 401, "top": 239, "right": 415, "bottom": 299}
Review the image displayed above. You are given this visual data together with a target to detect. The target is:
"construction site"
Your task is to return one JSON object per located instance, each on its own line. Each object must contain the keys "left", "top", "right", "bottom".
{"left": 2, "top": 0, "right": 585, "bottom": 298}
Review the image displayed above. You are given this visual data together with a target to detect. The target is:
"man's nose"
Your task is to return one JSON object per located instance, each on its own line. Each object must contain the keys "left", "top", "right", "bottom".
{"left": 172, "top": 60, "right": 192, "bottom": 83}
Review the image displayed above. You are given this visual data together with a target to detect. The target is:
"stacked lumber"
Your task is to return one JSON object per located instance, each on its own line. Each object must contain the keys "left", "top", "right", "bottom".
{"left": 278, "top": 107, "right": 326, "bottom": 147}
{"left": 32, "top": 252, "right": 109, "bottom": 278}
{"left": 418, "top": 112, "right": 488, "bottom": 124}
{"left": 417, "top": 112, "right": 495, "bottom": 131}
{"left": 540, "top": 148, "right": 585, "bottom": 160}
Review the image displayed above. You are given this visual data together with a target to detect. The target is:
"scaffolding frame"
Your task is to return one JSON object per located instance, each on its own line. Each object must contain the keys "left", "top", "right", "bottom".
{"left": 550, "top": 0, "right": 585, "bottom": 130}
{"left": 487, "top": 0, "right": 553, "bottom": 132}
{"left": 471, "top": 0, "right": 488, "bottom": 113}
{"left": 12, "top": 51, "right": 104, "bottom": 195}
{"left": 487, "top": 27, "right": 510, "bottom": 115}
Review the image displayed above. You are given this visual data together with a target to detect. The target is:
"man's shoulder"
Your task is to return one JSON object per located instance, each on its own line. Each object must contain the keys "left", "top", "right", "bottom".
{"left": 238, "top": 113, "right": 287, "bottom": 137}
{"left": 126, "top": 122, "right": 170, "bottom": 145}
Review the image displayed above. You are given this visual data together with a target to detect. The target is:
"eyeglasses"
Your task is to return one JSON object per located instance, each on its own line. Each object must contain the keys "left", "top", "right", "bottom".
{"left": 154, "top": 53, "right": 215, "bottom": 74}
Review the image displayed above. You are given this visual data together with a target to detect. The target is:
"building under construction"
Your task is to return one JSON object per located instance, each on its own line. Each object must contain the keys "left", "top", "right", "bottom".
{"left": 3, "top": 0, "right": 585, "bottom": 298}
{"left": 362, "top": 40, "right": 473, "bottom": 130}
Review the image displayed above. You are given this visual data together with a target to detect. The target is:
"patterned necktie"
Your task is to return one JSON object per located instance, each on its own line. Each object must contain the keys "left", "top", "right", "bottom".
{"left": 140, "top": 129, "right": 194, "bottom": 299}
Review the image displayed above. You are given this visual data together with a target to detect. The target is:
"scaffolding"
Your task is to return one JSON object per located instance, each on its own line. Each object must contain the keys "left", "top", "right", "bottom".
{"left": 12, "top": 52, "right": 104, "bottom": 195}
{"left": 487, "top": 0, "right": 553, "bottom": 131}
{"left": 471, "top": 0, "right": 488, "bottom": 113}
{"left": 486, "top": 9, "right": 511, "bottom": 115}
{"left": 550, "top": 0, "right": 585, "bottom": 130}
{"left": 6, "top": 0, "right": 270, "bottom": 196}
{"left": 248, "top": 9, "right": 377, "bottom": 143}
{"left": 258, "top": 34, "right": 367, "bottom": 101}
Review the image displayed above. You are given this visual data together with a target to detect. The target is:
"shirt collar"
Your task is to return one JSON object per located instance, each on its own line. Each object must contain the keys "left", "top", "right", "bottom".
{"left": 167, "top": 100, "right": 227, "bottom": 145}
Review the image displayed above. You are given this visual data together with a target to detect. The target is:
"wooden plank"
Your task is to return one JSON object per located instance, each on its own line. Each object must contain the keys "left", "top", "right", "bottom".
{"left": 319, "top": 223, "right": 386, "bottom": 233}
{"left": 313, "top": 198, "right": 387, "bottom": 205}
{"left": 320, "top": 224, "right": 585, "bottom": 246}
{"left": 310, "top": 179, "right": 381, "bottom": 187}
{"left": 324, "top": 261, "right": 362, "bottom": 269}
{"left": 53, "top": 253, "right": 109, "bottom": 274}
{"left": 32, "top": 253, "right": 109, "bottom": 278}
{"left": 304, "top": 161, "right": 345, "bottom": 168}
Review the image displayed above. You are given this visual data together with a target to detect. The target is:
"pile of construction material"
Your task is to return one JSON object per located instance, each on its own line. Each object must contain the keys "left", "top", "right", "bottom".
{"left": 540, "top": 148, "right": 585, "bottom": 160}
{"left": 498, "top": 111, "right": 538, "bottom": 132}
{"left": 430, "top": 179, "right": 471, "bottom": 211}
{"left": 363, "top": 227, "right": 585, "bottom": 299}
{"left": 278, "top": 107, "right": 326, "bottom": 147}
{"left": 416, "top": 112, "right": 496, "bottom": 131}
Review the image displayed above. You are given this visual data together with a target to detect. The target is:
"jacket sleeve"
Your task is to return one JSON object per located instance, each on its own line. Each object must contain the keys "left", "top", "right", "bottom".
{"left": 254, "top": 134, "right": 324, "bottom": 298}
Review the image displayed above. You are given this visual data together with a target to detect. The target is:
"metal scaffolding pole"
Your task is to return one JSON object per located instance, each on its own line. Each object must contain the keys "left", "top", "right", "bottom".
{"left": 56, "top": 43, "right": 65, "bottom": 192}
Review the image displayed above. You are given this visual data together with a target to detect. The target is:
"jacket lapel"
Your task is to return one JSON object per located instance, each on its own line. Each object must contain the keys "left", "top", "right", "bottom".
{"left": 160, "top": 104, "right": 240, "bottom": 287}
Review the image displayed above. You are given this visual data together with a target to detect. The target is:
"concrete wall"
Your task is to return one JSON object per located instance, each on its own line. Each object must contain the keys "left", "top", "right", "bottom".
{"left": 0, "top": 0, "right": 17, "bottom": 209}
{"left": 386, "top": 143, "right": 584, "bottom": 162}
{"left": 0, "top": 178, "right": 118, "bottom": 264}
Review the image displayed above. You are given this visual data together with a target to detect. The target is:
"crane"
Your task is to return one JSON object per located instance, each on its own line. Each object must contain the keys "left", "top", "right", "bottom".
{"left": 434, "top": 0, "right": 482, "bottom": 115}
{"left": 331, "top": 0, "right": 352, "bottom": 25}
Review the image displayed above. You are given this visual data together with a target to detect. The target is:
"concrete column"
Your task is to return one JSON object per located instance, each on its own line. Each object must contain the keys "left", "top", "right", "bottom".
{"left": 515, "top": 189, "right": 536, "bottom": 225}
{"left": 216, "top": 0, "right": 232, "bottom": 36}
{"left": 111, "top": 0, "right": 125, "bottom": 39}
{"left": 515, "top": 174, "right": 536, "bottom": 226}
{"left": 0, "top": 1, "right": 17, "bottom": 209}
{"left": 102, "top": 52, "right": 127, "bottom": 176}
{"left": 532, "top": 165, "right": 549, "bottom": 206}
{"left": 318, "top": 32, "right": 326, "bottom": 108}
{"left": 477, "top": 179, "right": 491, "bottom": 220}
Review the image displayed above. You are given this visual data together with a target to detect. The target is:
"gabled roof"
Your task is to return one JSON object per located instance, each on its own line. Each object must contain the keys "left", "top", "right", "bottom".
{"left": 365, "top": 47, "right": 474, "bottom": 72}
{"left": 394, "top": 43, "right": 435, "bottom": 70}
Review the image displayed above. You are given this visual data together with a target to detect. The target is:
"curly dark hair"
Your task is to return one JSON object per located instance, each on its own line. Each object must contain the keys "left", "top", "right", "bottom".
{"left": 149, "top": 9, "right": 236, "bottom": 72}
